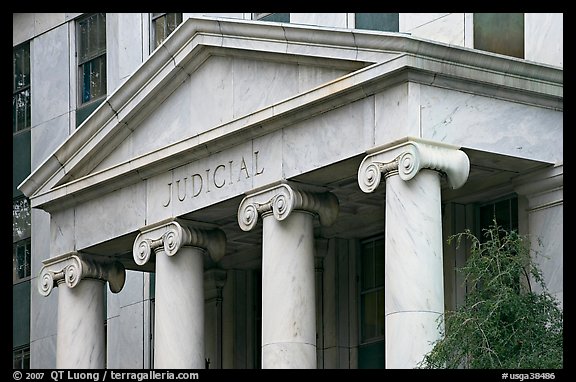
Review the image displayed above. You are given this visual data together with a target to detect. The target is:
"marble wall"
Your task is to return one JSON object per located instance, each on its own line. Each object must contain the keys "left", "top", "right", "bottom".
{"left": 525, "top": 13, "right": 563, "bottom": 67}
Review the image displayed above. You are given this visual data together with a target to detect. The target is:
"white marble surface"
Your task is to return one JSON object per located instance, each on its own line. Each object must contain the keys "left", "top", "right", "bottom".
{"left": 283, "top": 97, "right": 374, "bottom": 179}
{"left": 530, "top": 206, "right": 563, "bottom": 305}
{"left": 420, "top": 86, "right": 563, "bottom": 164}
{"left": 262, "top": 211, "right": 316, "bottom": 368}
{"left": 50, "top": 208, "right": 76, "bottom": 257}
{"left": 374, "top": 83, "right": 420, "bottom": 145}
{"left": 106, "top": 302, "right": 146, "bottom": 368}
{"left": 107, "top": 13, "right": 145, "bottom": 91}
{"left": 291, "top": 13, "right": 348, "bottom": 28}
{"left": 30, "top": 280, "right": 58, "bottom": 344}
{"left": 30, "top": 335, "right": 57, "bottom": 369}
{"left": 107, "top": 270, "right": 144, "bottom": 319}
{"left": 154, "top": 246, "right": 205, "bottom": 368}
{"left": 31, "top": 23, "right": 70, "bottom": 127}
{"left": 31, "top": 114, "right": 70, "bottom": 170}
{"left": 526, "top": 13, "right": 563, "bottom": 68}
{"left": 56, "top": 279, "right": 106, "bottom": 368}
{"left": 386, "top": 311, "right": 443, "bottom": 368}
{"left": 31, "top": 209, "right": 51, "bottom": 278}
{"left": 400, "top": 13, "right": 450, "bottom": 32}
{"left": 188, "top": 56, "right": 234, "bottom": 135}
{"left": 385, "top": 170, "right": 444, "bottom": 368}
{"left": 402, "top": 13, "right": 464, "bottom": 46}
{"left": 75, "top": 182, "right": 146, "bottom": 249}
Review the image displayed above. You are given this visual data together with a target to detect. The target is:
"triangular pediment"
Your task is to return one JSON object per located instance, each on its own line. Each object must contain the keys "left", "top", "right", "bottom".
{"left": 20, "top": 16, "right": 562, "bottom": 212}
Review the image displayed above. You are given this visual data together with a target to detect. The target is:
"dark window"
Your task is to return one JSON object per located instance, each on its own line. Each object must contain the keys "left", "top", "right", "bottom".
{"left": 355, "top": 13, "right": 399, "bottom": 32}
{"left": 77, "top": 13, "right": 106, "bottom": 126}
{"left": 474, "top": 13, "right": 524, "bottom": 59}
{"left": 152, "top": 13, "right": 183, "bottom": 50}
{"left": 478, "top": 195, "right": 519, "bottom": 239}
{"left": 13, "top": 42, "right": 31, "bottom": 133}
{"left": 253, "top": 13, "right": 290, "bottom": 23}
{"left": 13, "top": 238, "right": 31, "bottom": 283}
{"left": 13, "top": 196, "right": 31, "bottom": 284}
{"left": 13, "top": 346, "right": 30, "bottom": 369}
{"left": 358, "top": 236, "right": 384, "bottom": 368}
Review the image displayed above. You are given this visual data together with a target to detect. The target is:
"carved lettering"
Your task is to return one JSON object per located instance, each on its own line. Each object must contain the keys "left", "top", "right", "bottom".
{"left": 214, "top": 164, "right": 226, "bottom": 189}
{"left": 254, "top": 151, "right": 264, "bottom": 175}
{"left": 162, "top": 183, "right": 172, "bottom": 207}
{"left": 192, "top": 174, "right": 203, "bottom": 197}
{"left": 162, "top": 151, "right": 267, "bottom": 208}
{"left": 239, "top": 156, "right": 250, "bottom": 181}
{"left": 176, "top": 177, "right": 187, "bottom": 201}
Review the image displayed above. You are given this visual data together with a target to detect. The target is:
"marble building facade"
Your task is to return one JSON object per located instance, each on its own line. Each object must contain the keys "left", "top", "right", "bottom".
{"left": 13, "top": 13, "right": 563, "bottom": 369}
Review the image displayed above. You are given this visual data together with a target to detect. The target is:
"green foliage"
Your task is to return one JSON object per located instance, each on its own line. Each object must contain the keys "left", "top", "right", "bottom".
{"left": 418, "top": 220, "right": 563, "bottom": 369}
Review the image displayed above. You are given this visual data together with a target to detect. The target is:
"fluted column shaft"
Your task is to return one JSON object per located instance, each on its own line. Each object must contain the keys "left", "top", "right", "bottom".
{"left": 238, "top": 183, "right": 338, "bottom": 369}
{"left": 133, "top": 219, "right": 226, "bottom": 369}
{"left": 38, "top": 252, "right": 126, "bottom": 369}
{"left": 358, "top": 137, "right": 470, "bottom": 369}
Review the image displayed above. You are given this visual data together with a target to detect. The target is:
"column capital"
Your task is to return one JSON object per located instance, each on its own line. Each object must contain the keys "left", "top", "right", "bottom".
{"left": 358, "top": 137, "right": 470, "bottom": 193}
{"left": 132, "top": 219, "right": 226, "bottom": 266}
{"left": 237, "top": 182, "right": 339, "bottom": 231}
{"left": 38, "top": 252, "right": 126, "bottom": 297}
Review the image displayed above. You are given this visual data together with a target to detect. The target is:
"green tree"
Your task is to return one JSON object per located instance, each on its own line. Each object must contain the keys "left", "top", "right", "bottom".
{"left": 418, "top": 220, "right": 563, "bottom": 369}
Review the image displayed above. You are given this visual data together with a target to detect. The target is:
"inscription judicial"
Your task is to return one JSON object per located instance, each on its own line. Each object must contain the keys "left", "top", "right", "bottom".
{"left": 162, "top": 151, "right": 264, "bottom": 207}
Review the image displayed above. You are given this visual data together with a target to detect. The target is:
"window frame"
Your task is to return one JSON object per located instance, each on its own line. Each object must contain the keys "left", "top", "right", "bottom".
{"left": 13, "top": 345, "right": 30, "bottom": 369}
{"left": 150, "top": 13, "right": 183, "bottom": 52}
{"left": 76, "top": 13, "right": 107, "bottom": 109}
{"left": 358, "top": 234, "right": 385, "bottom": 346}
{"left": 13, "top": 238, "right": 32, "bottom": 285}
{"left": 13, "top": 41, "right": 31, "bottom": 134}
{"left": 473, "top": 13, "right": 525, "bottom": 59}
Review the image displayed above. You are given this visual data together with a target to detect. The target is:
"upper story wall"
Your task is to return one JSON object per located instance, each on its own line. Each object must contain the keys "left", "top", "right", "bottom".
{"left": 13, "top": 12, "right": 563, "bottom": 174}
{"left": 14, "top": 13, "right": 564, "bottom": 67}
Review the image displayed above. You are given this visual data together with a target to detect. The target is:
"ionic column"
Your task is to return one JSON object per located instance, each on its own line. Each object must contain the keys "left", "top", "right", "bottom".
{"left": 358, "top": 138, "right": 469, "bottom": 369}
{"left": 238, "top": 183, "right": 338, "bottom": 369}
{"left": 38, "top": 252, "right": 126, "bottom": 369}
{"left": 133, "top": 219, "right": 226, "bottom": 369}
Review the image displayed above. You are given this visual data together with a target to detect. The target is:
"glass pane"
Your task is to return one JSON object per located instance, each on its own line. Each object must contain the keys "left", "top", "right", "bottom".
{"left": 356, "top": 13, "right": 399, "bottom": 32}
{"left": 374, "top": 240, "right": 384, "bottom": 288}
{"left": 90, "top": 55, "right": 107, "bottom": 99}
{"left": 13, "top": 89, "right": 31, "bottom": 133}
{"left": 167, "top": 13, "right": 182, "bottom": 34}
{"left": 13, "top": 43, "right": 30, "bottom": 91}
{"left": 13, "top": 197, "right": 31, "bottom": 242}
{"left": 474, "top": 13, "right": 524, "bottom": 59}
{"left": 155, "top": 16, "right": 166, "bottom": 48}
{"left": 79, "top": 13, "right": 106, "bottom": 61}
{"left": 361, "top": 292, "right": 377, "bottom": 341}
{"left": 96, "top": 13, "right": 106, "bottom": 53}
{"left": 377, "top": 289, "right": 384, "bottom": 337}
{"left": 81, "top": 55, "right": 107, "bottom": 104}
{"left": 259, "top": 13, "right": 290, "bottom": 23}
{"left": 362, "top": 243, "right": 374, "bottom": 290}
{"left": 16, "top": 244, "right": 26, "bottom": 279}
{"left": 82, "top": 63, "right": 91, "bottom": 103}
{"left": 495, "top": 199, "right": 511, "bottom": 230}
{"left": 79, "top": 16, "right": 90, "bottom": 61}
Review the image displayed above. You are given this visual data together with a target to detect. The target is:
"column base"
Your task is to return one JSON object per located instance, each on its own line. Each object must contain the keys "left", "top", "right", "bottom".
{"left": 262, "top": 342, "right": 317, "bottom": 369}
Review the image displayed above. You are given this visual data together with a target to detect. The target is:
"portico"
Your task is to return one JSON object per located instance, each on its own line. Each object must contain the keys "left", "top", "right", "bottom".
{"left": 22, "top": 17, "right": 562, "bottom": 369}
